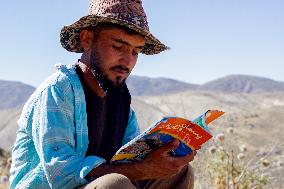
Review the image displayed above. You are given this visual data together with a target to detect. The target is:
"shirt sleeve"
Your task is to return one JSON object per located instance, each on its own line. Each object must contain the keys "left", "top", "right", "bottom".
{"left": 31, "top": 83, "right": 105, "bottom": 189}
{"left": 121, "top": 108, "right": 141, "bottom": 145}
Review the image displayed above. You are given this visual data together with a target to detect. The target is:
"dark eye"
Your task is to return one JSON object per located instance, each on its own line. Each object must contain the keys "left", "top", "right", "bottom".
{"left": 112, "top": 45, "right": 122, "bottom": 51}
{"left": 132, "top": 50, "right": 139, "bottom": 57}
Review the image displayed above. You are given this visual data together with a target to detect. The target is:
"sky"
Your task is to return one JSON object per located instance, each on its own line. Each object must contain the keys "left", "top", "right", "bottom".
{"left": 0, "top": 0, "right": 283, "bottom": 87}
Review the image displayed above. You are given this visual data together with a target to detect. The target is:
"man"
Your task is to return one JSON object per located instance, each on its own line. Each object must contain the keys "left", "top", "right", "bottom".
{"left": 9, "top": 0, "right": 197, "bottom": 188}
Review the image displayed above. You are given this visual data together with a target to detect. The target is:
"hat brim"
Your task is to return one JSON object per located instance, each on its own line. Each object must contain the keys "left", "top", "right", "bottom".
{"left": 60, "top": 15, "right": 169, "bottom": 55}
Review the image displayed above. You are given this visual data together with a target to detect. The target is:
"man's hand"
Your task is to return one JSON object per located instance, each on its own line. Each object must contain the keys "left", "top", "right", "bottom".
{"left": 86, "top": 139, "right": 198, "bottom": 181}
{"left": 134, "top": 139, "right": 197, "bottom": 180}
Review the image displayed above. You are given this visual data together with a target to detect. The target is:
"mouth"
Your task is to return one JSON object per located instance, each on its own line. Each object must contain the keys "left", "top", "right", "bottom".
{"left": 110, "top": 66, "right": 130, "bottom": 76}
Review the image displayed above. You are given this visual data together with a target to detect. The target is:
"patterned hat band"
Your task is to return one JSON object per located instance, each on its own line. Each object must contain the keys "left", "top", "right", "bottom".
{"left": 96, "top": 13, "right": 149, "bottom": 31}
{"left": 60, "top": 0, "right": 169, "bottom": 55}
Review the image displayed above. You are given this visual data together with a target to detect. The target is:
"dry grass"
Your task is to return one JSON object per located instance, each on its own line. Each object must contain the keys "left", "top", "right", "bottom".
{"left": 133, "top": 91, "right": 284, "bottom": 188}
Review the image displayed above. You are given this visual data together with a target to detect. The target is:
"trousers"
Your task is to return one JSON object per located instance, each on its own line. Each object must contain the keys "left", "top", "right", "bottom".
{"left": 78, "top": 164, "right": 194, "bottom": 189}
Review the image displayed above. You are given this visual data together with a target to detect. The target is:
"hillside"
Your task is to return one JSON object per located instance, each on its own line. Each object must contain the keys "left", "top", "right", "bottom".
{"left": 0, "top": 80, "right": 35, "bottom": 109}
{"left": 132, "top": 91, "right": 284, "bottom": 188}
{"left": 0, "top": 107, "right": 22, "bottom": 150}
{"left": 0, "top": 91, "right": 283, "bottom": 187}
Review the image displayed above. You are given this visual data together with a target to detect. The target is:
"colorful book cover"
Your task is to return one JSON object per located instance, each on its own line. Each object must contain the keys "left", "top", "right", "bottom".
{"left": 111, "top": 110, "right": 224, "bottom": 164}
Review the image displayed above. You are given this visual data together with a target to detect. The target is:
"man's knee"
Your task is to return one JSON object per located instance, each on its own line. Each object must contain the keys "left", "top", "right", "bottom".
{"left": 133, "top": 164, "right": 195, "bottom": 189}
{"left": 173, "top": 164, "right": 195, "bottom": 189}
{"left": 186, "top": 164, "right": 195, "bottom": 189}
{"left": 82, "top": 173, "right": 136, "bottom": 189}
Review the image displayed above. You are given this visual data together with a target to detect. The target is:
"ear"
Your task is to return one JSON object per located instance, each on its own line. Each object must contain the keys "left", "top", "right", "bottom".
{"left": 80, "top": 29, "right": 94, "bottom": 51}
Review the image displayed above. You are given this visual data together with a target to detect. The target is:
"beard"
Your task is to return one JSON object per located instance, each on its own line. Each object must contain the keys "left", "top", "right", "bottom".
{"left": 89, "top": 46, "right": 128, "bottom": 89}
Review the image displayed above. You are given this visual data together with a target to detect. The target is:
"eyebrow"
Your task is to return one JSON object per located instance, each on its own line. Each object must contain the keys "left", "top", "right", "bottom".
{"left": 112, "top": 38, "right": 144, "bottom": 49}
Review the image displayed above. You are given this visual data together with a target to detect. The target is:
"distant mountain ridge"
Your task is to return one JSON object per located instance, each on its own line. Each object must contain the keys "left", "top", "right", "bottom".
{"left": 0, "top": 80, "right": 35, "bottom": 109}
{"left": 127, "top": 74, "right": 284, "bottom": 96}
{"left": 1, "top": 74, "right": 284, "bottom": 109}
{"left": 126, "top": 75, "right": 198, "bottom": 96}
{"left": 199, "top": 74, "right": 284, "bottom": 93}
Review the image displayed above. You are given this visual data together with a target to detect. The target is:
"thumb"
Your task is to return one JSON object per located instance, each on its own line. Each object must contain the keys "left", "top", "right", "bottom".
{"left": 157, "top": 139, "right": 180, "bottom": 155}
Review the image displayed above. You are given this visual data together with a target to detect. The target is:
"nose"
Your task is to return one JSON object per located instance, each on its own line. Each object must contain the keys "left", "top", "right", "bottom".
{"left": 119, "top": 50, "right": 137, "bottom": 68}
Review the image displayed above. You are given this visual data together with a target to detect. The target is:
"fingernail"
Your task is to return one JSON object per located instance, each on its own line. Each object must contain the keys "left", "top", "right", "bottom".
{"left": 173, "top": 139, "right": 179, "bottom": 146}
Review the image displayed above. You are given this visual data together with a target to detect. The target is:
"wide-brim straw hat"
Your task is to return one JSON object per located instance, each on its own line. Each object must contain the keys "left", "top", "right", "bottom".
{"left": 60, "top": 0, "right": 169, "bottom": 55}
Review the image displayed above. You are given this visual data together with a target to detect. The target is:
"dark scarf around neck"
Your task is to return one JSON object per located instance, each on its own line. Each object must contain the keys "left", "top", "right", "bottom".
{"left": 75, "top": 63, "right": 131, "bottom": 162}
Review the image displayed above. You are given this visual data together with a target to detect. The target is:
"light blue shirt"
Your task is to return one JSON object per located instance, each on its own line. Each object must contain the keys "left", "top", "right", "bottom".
{"left": 9, "top": 64, "right": 140, "bottom": 189}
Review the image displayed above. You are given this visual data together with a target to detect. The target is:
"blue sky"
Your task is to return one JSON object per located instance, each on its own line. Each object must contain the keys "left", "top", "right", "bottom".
{"left": 0, "top": 0, "right": 283, "bottom": 87}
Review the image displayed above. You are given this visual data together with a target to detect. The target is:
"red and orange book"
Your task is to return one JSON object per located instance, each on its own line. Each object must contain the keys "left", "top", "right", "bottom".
{"left": 111, "top": 110, "right": 225, "bottom": 164}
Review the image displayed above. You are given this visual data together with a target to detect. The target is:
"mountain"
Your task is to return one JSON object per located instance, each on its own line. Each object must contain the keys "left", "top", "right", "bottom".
{"left": 199, "top": 74, "right": 284, "bottom": 93}
{"left": 126, "top": 75, "right": 198, "bottom": 96}
{"left": 0, "top": 80, "right": 35, "bottom": 109}
{"left": 1, "top": 74, "right": 283, "bottom": 108}
{"left": 0, "top": 107, "right": 22, "bottom": 150}
{"left": 127, "top": 74, "right": 284, "bottom": 96}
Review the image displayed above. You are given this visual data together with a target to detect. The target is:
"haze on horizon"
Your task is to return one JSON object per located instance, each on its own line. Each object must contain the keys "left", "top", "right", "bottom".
{"left": 0, "top": 0, "right": 283, "bottom": 87}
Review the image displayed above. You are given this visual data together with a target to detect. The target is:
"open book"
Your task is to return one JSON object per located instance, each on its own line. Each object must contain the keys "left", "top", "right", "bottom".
{"left": 111, "top": 110, "right": 224, "bottom": 164}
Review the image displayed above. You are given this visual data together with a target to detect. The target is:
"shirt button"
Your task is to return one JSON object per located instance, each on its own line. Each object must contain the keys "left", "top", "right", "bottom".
{"left": 53, "top": 146, "right": 59, "bottom": 151}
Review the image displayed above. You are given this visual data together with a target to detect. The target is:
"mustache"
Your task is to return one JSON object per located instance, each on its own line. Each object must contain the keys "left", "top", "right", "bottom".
{"left": 110, "top": 65, "right": 130, "bottom": 73}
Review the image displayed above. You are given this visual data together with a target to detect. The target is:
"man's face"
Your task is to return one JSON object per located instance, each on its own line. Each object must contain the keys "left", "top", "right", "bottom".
{"left": 90, "top": 27, "right": 145, "bottom": 86}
